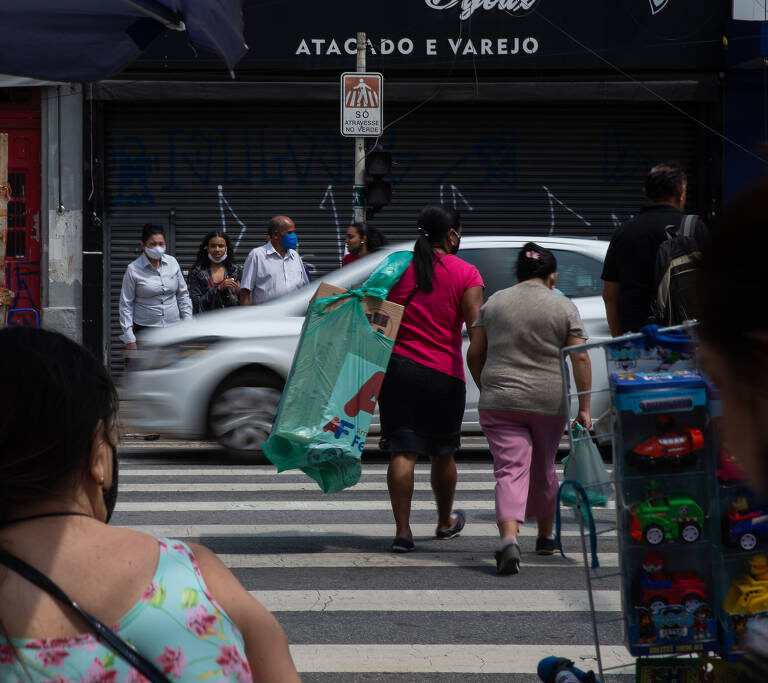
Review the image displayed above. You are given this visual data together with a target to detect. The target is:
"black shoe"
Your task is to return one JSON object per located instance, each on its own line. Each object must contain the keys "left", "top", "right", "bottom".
{"left": 495, "top": 543, "right": 520, "bottom": 575}
{"left": 435, "top": 510, "right": 466, "bottom": 539}
{"left": 535, "top": 536, "right": 556, "bottom": 555}
{"left": 391, "top": 536, "right": 415, "bottom": 553}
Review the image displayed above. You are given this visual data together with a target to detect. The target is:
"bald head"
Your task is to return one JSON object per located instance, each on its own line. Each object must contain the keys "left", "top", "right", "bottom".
{"left": 267, "top": 215, "right": 296, "bottom": 255}
{"left": 268, "top": 215, "right": 295, "bottom": 238}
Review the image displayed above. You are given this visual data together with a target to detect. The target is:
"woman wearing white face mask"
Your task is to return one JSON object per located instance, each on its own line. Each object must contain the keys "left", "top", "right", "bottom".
{"left": 119, "top": 224, "right": 193, "bottom": 351}
{"left": 188, "top": 231, "right": 242, "bottom": 314}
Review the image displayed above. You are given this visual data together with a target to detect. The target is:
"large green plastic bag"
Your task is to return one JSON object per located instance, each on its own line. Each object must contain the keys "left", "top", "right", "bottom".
{"left": 560, "top": 423, "right": 613, "bottom": 507}
{"left": 261, "top": 252, "right": 413, "bottom": 493}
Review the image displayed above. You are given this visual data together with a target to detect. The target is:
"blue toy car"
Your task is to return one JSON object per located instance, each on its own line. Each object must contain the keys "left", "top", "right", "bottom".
{"left": 726, "top": 498, "right": 768, "bottom": 551}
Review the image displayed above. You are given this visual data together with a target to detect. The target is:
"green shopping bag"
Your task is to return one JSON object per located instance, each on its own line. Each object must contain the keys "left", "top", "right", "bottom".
{"left": 560, "top": 422, "right": 613, "bottom": 507}
{"left": 261, "top": 251, "right": 413, "bottom": 493}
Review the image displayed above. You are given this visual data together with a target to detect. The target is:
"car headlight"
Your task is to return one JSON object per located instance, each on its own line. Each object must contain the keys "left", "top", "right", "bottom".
{"left": 136, "top": 336, "right": 222, "bottom": 371}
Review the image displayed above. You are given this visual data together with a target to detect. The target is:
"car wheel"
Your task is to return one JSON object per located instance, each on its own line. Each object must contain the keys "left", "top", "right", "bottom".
{"left": 680, "top": 523, "right": 701, "bottom": 543}
{"left": 208, "top": 369, "right": 283, "bottom": 461}
{"left": 648, "top": 597, "right": 667, "bottom": 612}
{"left": 739, "top": 532, "right": 758, "bottom": 551}
{"left": 682, "top": 594, "right": 703, "bottom": 612}
{"left": 644, "top": 525, "right": 665, "bottom": 545}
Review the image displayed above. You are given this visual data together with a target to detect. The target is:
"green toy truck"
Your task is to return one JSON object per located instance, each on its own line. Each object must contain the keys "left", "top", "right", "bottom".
{"left": 629, "top": 493, "right": 704, "bottom": 545}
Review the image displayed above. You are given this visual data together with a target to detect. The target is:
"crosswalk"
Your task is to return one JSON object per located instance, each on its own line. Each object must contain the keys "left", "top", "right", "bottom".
{"left": 114, "top": 457, "right": 634, "bottom": 681}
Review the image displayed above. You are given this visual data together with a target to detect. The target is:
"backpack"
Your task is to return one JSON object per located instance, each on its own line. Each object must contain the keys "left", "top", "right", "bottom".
{"left": 651, "top": 214, "right": 705, "bottom": 327}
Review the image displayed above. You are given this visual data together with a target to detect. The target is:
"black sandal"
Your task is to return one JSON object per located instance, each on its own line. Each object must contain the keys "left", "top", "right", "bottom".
{"left": 391, "top": 536, "right": 415, "bottom": 553}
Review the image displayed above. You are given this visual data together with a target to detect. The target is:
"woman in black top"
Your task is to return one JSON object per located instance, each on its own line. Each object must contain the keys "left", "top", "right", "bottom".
{"left": 188, "top": 231, "right": 243, "bottom": 313}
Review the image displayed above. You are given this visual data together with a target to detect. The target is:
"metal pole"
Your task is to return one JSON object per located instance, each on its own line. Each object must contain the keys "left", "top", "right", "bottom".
{"left": 0, "top": 132, "right": 13, "bottom": 328}
{"left": 353, "top": 31, "right": 367, "bottom": 227}
{"left": 577, "top": 502, "right": 605, "bottom": 681}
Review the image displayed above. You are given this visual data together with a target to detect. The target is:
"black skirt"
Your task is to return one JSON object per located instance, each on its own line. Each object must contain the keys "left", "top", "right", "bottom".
{"left": 378, "top": 354, "right": 465, "bottom": 458}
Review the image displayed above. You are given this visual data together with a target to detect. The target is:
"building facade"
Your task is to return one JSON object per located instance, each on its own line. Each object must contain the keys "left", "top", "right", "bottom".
{"left": 2, "top": 1, "right": 741, "bottom": 372}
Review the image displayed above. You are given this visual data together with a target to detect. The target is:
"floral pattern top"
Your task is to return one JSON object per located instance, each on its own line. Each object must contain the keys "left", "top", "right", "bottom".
{"left": 0, "top": 539, "right": 252, "bottom": 683}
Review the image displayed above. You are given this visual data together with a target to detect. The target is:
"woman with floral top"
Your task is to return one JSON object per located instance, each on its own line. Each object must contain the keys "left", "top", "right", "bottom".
{"left": 0, "top": 327, "right": 300, "bottom": 683}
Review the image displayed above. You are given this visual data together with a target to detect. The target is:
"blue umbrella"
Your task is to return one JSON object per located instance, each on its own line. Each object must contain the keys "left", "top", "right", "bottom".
{"left": 0, "top": 0, "right": 247, "bottom": 81}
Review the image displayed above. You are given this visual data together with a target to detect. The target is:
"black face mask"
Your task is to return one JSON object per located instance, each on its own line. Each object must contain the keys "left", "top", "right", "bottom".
{"left": 449, "top": 229, "right": 461, "bottom": 255}
{"left": 103, "top": 444, "right": 119, "bottom": 524}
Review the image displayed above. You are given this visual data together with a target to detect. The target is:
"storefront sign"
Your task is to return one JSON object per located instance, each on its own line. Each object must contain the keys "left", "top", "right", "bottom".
{"left": 423, "top": 0, "right": 540, "bottom": 21}
{"left": 341, "top": 73, "right": 383, "bottom": 137}
{"left": 132, "top": 0, "right": 727, "bottom": 73}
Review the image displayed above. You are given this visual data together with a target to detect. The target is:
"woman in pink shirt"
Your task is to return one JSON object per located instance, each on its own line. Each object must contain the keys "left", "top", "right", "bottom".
{"left": 379, "top": 204, "right": 484, "bottom": 553}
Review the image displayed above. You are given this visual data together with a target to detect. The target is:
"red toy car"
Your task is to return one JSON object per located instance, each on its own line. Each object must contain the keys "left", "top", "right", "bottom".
{"left": 631, "top": 416, "right": 704, "bottom": 466}
{"left": 636, "top": 551, "right": 707, "bottom": 612}
{"left": 717, "top": 448, "right": 745, "bottom": 483}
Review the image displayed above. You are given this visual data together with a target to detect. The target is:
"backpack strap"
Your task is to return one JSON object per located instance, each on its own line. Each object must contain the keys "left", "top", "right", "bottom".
{"left": 681, "top": 214, "right": 696, "bottom": 238}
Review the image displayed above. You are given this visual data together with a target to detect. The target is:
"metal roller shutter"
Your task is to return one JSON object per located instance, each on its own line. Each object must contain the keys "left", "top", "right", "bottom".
{"left": 105, "top": 99, "right": 703, "bottom": 373}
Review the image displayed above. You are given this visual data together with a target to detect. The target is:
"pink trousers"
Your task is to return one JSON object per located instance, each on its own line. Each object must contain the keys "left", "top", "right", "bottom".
{"left": 479, "top": 409, "right": 567, "bottom": 524}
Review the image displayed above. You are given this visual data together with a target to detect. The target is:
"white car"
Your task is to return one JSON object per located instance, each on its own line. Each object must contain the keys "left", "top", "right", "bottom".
{"left": 120, "top": 236, "right": 611, "bottom": 456}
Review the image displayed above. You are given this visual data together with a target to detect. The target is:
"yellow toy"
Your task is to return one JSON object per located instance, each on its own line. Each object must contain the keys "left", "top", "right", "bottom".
{"left": 723, "top": 554, "right": 768, "bottom": 615}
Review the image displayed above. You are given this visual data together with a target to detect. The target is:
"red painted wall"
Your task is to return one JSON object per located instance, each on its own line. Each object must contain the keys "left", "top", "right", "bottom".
{"left": 1, "top": 88, "right": 41, "bottom": 327}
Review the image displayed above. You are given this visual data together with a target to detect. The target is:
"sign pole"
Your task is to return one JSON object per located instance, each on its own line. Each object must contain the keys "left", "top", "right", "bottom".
{"left": 0, "top": 133, "right": 12, "bottom": 329}
{"left": 353, "top": 31, "right": 367, "bottom": 227}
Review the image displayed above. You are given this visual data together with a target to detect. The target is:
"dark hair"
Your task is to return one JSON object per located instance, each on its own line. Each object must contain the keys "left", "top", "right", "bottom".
{"left": 0, "top": 328, "right": 118, "bottom": 522}
{"left": 193, "top": 230, "right": 236, "bottom": 271}
{"left": 349, "top": 222, "right": 386, "bottom": 253}
{"left": 697, "top": 180, "right": 768, "bottom": 378}
{"left": 413, "top": 204, "right": 460, "bottom": 293}
{"left": 141, "top": 223, "right": 165, "bottom": 244}
{"left": 644, "top": 162, "right": 687, "bottom": 203}
{"left": 516, "top": 242, "right": 557, "bottom": 282}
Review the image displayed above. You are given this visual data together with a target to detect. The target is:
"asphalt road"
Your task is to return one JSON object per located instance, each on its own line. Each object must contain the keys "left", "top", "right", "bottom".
{"left": 114, "top": 443, "right": 633, "bottom": 681}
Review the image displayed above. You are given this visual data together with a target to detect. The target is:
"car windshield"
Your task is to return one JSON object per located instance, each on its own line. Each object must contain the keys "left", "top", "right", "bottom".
{"left": 458, "top": 248, "right": 604, "bottom": 300}
{"left": 254, "top": 241, "right": 605, "bottom": 313}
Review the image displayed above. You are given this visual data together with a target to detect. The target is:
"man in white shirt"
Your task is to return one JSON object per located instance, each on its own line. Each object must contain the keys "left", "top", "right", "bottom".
{"left": 239, "top": 216, "right": 310, "bottom": 306}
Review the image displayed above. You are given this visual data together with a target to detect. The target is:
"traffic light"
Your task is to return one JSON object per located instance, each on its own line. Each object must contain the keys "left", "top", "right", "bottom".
{"left": 365, "top": 147, "right": 392, "bottom": 218}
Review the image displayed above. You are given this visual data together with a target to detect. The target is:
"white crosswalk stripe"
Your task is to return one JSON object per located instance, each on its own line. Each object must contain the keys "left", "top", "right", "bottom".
{"left": 251, "top": 589, "right": 622, "bottom": 612}
{"left": 120, "top": 466, "right": 612, "bottom": 477}
{"left": 218, "top": 552, "right": 620, "bottom": 568}
{"left": 122, "top": 523, "right": 616, "bottom": 538}
{"left": 116, "top": 498, "right": 617, "bottom": 512}
{"left": 122, "top": 481, "right": 501, "bottom": 491}
{"left": 289, "top": 644, "right": 633, "bottom": 675}
{"left": 115, "top": 460, "right": 630, "bottom": 678}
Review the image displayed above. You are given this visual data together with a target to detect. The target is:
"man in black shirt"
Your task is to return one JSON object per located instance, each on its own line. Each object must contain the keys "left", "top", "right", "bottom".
{"left": 601, "top": 162, "right": 706, "bottom": 336}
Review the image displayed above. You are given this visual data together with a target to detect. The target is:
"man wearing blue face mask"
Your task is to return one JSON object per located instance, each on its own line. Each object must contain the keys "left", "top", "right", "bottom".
{"left": 239, "top": 216, "right": 310, "bottom": 306}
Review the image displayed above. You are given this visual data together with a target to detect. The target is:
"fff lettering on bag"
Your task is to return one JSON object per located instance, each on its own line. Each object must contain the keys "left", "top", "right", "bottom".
{"left": 322, "top": 371, "right": 386, "bottom": 452}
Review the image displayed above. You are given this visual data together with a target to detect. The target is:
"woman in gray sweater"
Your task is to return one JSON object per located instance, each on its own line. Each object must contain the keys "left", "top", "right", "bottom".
{"left": 467, "top": 242, "right": 592, "bottom": 575}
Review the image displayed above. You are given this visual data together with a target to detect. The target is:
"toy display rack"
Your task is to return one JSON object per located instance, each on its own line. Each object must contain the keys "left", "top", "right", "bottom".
{"left": 558, "top": 323, "right": 755, "bottom": 681}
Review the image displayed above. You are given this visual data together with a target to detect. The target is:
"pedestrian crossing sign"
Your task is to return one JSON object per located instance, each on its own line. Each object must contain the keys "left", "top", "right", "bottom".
{"left": 341, "top": 72, "right": 383, "bottom": 137}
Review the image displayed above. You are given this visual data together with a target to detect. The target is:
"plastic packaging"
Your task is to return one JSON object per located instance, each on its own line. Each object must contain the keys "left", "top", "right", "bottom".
{"left": 560, "top": 423, "right": 613, "bottom": 507}
{"left": 261, "top": 251, "right": 413, "bottom": 493}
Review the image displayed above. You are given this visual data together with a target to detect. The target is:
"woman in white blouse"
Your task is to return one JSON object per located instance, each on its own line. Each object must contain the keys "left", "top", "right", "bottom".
{"left": 119, "top": 224, "right": 193, "bottom": 350}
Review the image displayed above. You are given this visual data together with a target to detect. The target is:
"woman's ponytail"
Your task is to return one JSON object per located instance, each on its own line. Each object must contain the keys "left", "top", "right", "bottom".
{"left": 412, "top": 204, "right": 461, "bottom": 293}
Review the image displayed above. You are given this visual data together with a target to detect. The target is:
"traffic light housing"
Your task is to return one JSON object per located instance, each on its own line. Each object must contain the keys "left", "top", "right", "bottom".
{"left": 365, "top": 147, "right": 392, "bottom": 218}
